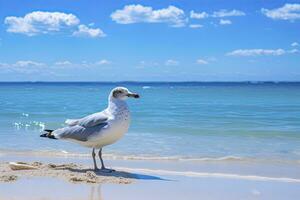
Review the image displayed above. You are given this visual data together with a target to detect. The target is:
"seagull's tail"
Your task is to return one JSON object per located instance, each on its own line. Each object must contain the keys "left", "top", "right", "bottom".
{"left": 40, "top": 129, "right": 57, "bottom": 139}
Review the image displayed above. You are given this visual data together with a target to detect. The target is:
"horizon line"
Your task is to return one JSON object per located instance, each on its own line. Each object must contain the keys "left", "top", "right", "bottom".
{"left": 0, "top": 81, "right": 300, "bottom": 83}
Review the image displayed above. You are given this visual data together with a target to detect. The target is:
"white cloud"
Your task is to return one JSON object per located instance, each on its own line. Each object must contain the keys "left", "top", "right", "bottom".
{"left": 4, "top": 11, "right": 105, "bottom": 38}
{"left": 190, "top": 11, "right": 209, "bottom": 19}
{"left": 289, "top": 49, "right": 299, "bottom": 54}
{"left": 196, "top": 59, "right": 208, "bottom": 65}
{"left": 136, "top": 60, "right": 159, "bottom": 68}
{"left": 189, "top": 24, "right": 203, "bottom": 28}
{"left": 291, "top": 42, "right": 299, "bottom": 47}
{"left": 190, "top": 9, "right": 244, "bottom": 27}
{"left": 165, "top": 59, "right": 179, "bottom": 66}
{"left": 219, "top": 19, "right": 232, "bottom": 25}
{"left": 262, "top": 4, "right": 300, "bottom": 21}
{"left": 73, "top": 24, "right": 106, "bottom": 38}
{"left": 0, "top": 61, "right": 44, "bottom": 68}
{"left": 111, "top": 4, "right": 186, "bottom": 27}
{"left": 0, "top": 59, "right": 115, "bottom": 75}
{"left": 212, "top": 9, "right": 245, "bottom": 18}
{"left": 95, "top": 59, "right": 111, "bottom": 65}
{"left": 5, "top": 11, "right": 80, "bottom": 36}
{"left": 14, "top": 60, "right": 45, "bottom": 67}
{"left": 54, "top": 61, "right": 72, "bottom": 66}
{"left": 53, "top": 60, "right": 112, "bottom": 67}
{"left": 227, "top": 49, "right": 286, "bottom": 56}
{"left": 0, "top": 60, "right": 46, "bottom": 74}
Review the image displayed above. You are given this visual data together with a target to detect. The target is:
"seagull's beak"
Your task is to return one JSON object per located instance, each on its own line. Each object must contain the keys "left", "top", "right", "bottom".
{"left": 127, "top": 92, "right": 140, "bottom": 98}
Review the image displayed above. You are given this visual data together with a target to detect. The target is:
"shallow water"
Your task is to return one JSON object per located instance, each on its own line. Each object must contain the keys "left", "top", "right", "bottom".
{"left": 0, "top": 82, "right": 300, "bottom": 162}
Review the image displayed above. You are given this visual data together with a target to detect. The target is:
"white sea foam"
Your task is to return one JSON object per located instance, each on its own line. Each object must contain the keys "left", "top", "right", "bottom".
{"left": 102, "top": 154, "right": 246, "bottom": 162}
{"left": 116, "top": 167, "right": 300, "bottom": 183}
{"left": 1, "top": 149, "right": 300, "bottom": 165}
{"left": 21, "top": 113, "right": 29, "bottom": 117}
{"left": 13, "top": 121, "right": 45, "bottom": 130}
{"left": 142, "top": 86, "right": 151, "bottom": 89}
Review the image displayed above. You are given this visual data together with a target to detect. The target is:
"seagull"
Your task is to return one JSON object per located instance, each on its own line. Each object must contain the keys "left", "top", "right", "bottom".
{"left": 40, "top": 87, "right": 140, "bottom": 172}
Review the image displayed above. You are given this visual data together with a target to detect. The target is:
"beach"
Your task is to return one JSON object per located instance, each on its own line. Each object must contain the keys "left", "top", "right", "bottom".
{"left": 1, "top": 82, "right": 300, "bottom": 199}
{"left": 1, "top": 152, "right": 300, "bottom": 200}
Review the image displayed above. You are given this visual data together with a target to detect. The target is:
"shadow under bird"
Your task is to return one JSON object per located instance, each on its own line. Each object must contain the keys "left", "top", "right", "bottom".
{"left": 40, "top": 87, "right": 140, "bottom": 172}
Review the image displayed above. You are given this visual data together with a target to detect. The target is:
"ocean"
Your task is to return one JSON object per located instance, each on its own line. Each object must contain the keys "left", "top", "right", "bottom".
{"left": 0, "top": 82, "right": 300, "bottom": 163}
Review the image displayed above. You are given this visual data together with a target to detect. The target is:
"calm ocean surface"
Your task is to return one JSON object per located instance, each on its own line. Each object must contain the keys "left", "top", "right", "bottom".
{"left": 0, "top": 82, "right": 300, "bottom": 162}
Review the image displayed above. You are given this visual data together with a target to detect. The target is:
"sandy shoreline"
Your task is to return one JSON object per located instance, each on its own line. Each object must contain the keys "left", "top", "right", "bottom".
{"left": 1, "top": 153, "right": 300, "bottom": 200}
{"left": 1, "top": 161, "right": 300, "bottom": 185}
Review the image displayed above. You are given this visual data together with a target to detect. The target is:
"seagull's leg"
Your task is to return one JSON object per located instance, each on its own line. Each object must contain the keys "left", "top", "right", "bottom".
{"left": 98, "top": 148, "right": 105, "bottom": 169}
{"left": 98, "top": 148, "right": 115, "bottom": 173}
{"left": 92, "top": 148, "right": 99, "bottom": 171}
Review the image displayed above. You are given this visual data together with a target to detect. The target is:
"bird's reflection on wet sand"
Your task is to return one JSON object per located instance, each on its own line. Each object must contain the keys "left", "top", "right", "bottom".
{"left": 89, "top": 185, "right": 103, "bottom": 200}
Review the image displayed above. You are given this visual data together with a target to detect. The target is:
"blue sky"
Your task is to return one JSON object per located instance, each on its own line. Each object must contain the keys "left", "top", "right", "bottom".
{"left": 0, "top": 0, "right": 299, "bottom": 81}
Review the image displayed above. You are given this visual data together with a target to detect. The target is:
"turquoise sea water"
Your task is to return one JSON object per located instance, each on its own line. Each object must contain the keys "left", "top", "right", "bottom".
{"left": 0, "top": 82, "right": 300, "bottom": 162}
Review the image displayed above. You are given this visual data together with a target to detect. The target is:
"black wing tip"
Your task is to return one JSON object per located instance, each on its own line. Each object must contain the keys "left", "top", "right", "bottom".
{"left": 40, "top": 133, "right": 48, "bottom": 138}
{"left": 40, "top": 130, "right": 57, "bottom": 139}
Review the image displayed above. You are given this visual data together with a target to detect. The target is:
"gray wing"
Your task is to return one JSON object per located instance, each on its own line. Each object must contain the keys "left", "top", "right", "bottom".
{"left": 65, "top": 111, "right": 109, "bottom": 128}
{"left": 53, "top": 123, "right": 108, "bottom": 142}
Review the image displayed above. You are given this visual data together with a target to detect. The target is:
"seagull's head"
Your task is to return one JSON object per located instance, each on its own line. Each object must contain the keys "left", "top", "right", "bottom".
{"left": 110, "top": 87, "right": 140, "bottom": 100}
